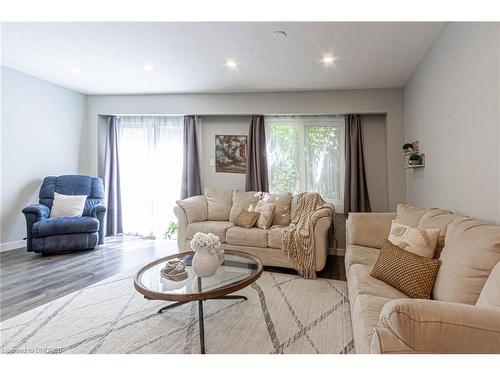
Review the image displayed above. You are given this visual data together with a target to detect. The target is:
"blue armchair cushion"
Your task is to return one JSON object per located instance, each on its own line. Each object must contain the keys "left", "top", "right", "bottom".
{"left": 32, "top": 217, "right": 99, "bottom": 238}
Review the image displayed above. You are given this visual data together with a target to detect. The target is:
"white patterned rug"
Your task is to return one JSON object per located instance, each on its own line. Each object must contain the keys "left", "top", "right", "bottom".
{"left": 1, "top": 271, "right": 353, "bottom": 354}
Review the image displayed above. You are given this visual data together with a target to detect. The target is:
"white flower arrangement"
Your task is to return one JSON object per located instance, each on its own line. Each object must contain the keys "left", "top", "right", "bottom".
{"left": 190, "top": 232, "right": 224, "bottom": 256}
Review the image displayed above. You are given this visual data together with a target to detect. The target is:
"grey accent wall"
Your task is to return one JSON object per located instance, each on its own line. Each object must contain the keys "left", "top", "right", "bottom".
{"left": 404, "top": 23, "right": 500, "bottom": 223}
{"left": 1, "top": 66, "right": 87, "bottom": 244}
{"left": 88, "top": 88, "right": 406, "bottom": 210}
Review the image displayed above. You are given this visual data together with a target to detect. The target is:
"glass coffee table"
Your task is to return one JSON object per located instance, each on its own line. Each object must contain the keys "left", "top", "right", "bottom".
{"left": 134, "top": 250, "right": 263, "bottom": 354}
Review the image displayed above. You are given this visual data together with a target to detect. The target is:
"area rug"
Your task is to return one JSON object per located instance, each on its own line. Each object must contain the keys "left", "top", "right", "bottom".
{"left": 1, "top": 271, "right": 354, "bottom": 354}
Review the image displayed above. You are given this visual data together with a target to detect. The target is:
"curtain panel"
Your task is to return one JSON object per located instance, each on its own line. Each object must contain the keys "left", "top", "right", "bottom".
{"left": 245, "top": 115, "right": 269, "bottom": 192}
{"left": 344, "top": 114, "right": 371, "bottom": 212}
{"left": 181, "top": 115, "right": 202, "bottom": 199}
{"left": 103, "top": 116, "right": 123, "bottom": 236}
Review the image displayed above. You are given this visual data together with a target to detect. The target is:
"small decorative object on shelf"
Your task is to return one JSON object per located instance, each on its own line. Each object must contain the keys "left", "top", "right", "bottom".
{"left": 408, "top": 153, "right": 421, "bottom": 165}
{"left": 405, "top": 153, "right": 425, "bottom": 169}
{"left": 190, "top": 232, "right": 225, "bottom": 277}
{"left": 160, "top": 259, "right": 188, "bottom": 281}
{"left": 402, "top": 141, "right": 419, "bottom": 155}
{"left": 402, "top": 143, "right": 414, "bottom": 153}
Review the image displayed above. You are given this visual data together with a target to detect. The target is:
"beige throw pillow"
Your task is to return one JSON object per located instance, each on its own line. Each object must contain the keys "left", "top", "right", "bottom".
{"left": 229, "top": 190, "right": 261, "bottom": 222}
{"left": 233, "top": 209, "right": 260, "bottom": 229}
{"left": 371, "top": 240, "right": 442, "bottom": 299}
{"left": 262, "top": 192, "right": 293, "bottom": 226}
{"left": 249, "top": 201, "right": 276, "bottom": 229}
{"left": 388, "top": 220, "right": 440, "bottom": 258}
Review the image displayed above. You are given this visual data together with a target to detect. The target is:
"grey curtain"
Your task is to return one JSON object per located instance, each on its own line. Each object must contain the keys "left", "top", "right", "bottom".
{"left": 344, "top": 114, "right": 371, "bottom": 212}
{"left": 181, "top": 115, "right": 202, "bottom": 199}
{"left": 245, "top": 115, "right": 269, "bottom": 192}
{"left": 104, "top": 116, "right": 123, "bottom": 235}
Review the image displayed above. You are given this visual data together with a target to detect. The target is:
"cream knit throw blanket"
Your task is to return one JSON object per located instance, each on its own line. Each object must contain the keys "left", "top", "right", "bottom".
{"left": 281, "top": 192, "right": 333, "bottom": 279}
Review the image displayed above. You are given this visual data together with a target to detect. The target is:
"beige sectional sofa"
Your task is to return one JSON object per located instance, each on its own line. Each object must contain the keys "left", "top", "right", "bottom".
{"left": 174, "top": 188, "right": 334, "bottom": 272}
{"left": 346, "top": 204, "right": 500, "bottom": 353}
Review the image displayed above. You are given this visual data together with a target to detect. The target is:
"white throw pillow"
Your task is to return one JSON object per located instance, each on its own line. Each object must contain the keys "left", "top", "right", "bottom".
{"left": 249, "top": 201, "right": 276, "bottom": 229}
{"left": 50, "top": 192, "right": 87, "bottom": 218}
{"left": 387, "top": 220, "right": 440, "bottom": 258}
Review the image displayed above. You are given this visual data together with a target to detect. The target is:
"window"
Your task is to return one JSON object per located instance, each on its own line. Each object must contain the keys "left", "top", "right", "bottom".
{"left": 265, "top": 115, "right": 345, "bottom": 212}
{"left": 118, "top": 116, "right": 183, "bottom": 238}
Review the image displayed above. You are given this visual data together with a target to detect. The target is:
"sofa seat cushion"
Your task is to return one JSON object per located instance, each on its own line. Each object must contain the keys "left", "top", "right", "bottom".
{"left": 186, "top": 221, "right": 234, "bottom": 243}
{"left": 351, "top": 294, "right": 392, "bottom": 354}
{"left": 345, "top": 245, "right": 381, "bottom": 271}
{"left": 226, "top": 226, "right": 268, "bottom": 248}
{"left": 268, "top": 226, "right": 284, "bottom": 249}
{"left": 347, "top": 264, "right": 408, "bottom": 303}
{"left": 32, "top": 216, "right": 99, "bottom": 237}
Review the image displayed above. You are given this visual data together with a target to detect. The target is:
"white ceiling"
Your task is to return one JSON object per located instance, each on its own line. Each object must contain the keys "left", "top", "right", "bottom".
{"left": 1, "top": 22, "right": 445, "bottom": 95}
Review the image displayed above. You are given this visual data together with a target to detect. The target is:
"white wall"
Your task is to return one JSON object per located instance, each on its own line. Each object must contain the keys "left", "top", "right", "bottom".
{"left": 87, "top": 88, "right": 406, "bottom": 209}
{"left": 1, "top": 67, "right": 87, "bottom": 244}
{"left": 404, "top": 23, "right": 500, "bottom": 223}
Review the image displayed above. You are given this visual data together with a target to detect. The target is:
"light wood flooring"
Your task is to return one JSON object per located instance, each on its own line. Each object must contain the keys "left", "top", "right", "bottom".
{"left": 0, "top": 236, "right": 345, "bottom": 321}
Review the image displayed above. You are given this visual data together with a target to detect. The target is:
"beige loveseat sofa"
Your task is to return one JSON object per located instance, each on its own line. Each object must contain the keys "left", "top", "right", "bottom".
{"left": 174, "top": 188, "right": 334, "bottom": 272}
{"left": 346, "top": 204, "right": 500, "bottom": 353}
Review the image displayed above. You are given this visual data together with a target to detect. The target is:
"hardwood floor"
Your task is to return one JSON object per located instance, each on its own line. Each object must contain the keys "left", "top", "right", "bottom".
{"left": 0, "top": 236, "right": 346, "bottom": 322}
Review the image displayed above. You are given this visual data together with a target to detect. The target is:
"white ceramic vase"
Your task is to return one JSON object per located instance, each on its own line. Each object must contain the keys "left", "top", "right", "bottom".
{"left": 192, "top": 247, "right": 220, "bottom": 278}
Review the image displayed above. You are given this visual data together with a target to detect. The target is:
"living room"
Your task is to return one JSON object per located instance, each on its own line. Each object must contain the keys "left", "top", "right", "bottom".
{"left": 1, "top": 0, "right": 499, "bottom": 372}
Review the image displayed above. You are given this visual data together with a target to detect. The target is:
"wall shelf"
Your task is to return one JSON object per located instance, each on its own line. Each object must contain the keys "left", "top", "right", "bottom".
{"left": 405, "top": 152, "right": 425, "bottom": 169}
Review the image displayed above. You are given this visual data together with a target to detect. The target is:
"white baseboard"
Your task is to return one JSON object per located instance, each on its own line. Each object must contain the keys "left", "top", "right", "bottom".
{"left": 328, "top": 247, "right": 345, "bottom": 256}
{"left": 0, "top": 239, "right": 26, "bottom": 252}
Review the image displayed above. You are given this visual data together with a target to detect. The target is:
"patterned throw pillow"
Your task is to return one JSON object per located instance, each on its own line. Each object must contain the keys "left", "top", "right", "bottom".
{"left": 249, "top": 201, "right": 276, "bottom": 229}
{"left": 371, "top": 240, "right": 441, "bottom": 299}
{"left": 388, "top": 220, "right": 440, "bottom": 258}
{"left": 233, "top": 209, "right": 260, "bottom": 229}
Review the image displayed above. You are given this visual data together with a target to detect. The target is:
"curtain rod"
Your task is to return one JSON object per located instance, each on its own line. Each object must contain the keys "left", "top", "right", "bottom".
{"left": 105, "top": 113, "right": 381, "bottom": 117}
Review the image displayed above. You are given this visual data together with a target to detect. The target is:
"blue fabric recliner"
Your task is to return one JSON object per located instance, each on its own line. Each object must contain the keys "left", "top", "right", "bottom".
{"left": 22, "top": 175, "right": 107, "bottom": 254}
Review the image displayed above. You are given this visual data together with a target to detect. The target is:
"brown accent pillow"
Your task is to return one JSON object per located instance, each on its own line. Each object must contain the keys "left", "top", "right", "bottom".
{"left": 233, "top": 209, "right": 260, "bottom": 229}
{"left": 371, "top": 240, "right": 441, "bottom": 299}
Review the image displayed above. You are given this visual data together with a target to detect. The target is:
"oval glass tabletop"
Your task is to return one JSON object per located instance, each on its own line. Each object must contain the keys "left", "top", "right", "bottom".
{"left": 134, "top": 250, "right": 263, "bottom": 302}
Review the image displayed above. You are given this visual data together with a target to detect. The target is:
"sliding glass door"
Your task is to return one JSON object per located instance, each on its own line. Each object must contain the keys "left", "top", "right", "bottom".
{"left": 118, "top": 116, "right": 183, "bottom": 238}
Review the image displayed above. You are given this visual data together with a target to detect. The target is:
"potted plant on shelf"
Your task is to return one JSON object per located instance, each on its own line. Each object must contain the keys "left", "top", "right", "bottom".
{"left": 402, "top": 143, "right": 414, "bottom": 153}
{"left": 408, "top": 154, "right": 421, "bottom": 166}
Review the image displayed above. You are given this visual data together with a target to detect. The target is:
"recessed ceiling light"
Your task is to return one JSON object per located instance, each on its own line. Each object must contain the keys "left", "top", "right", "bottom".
{"left": 273, "top": 30, "right": 288, "bottom": 39}
{"left": 65, "top": 67, "right": 80, "bottom": 74}
{"left": 225, "top": 59, "right": 239, "bottom": 69}
{"left": 142, "top": 63, "right": 155, "bottom": 71}
{"left": 321, "top": 55, "right": 336, "bottom": 65}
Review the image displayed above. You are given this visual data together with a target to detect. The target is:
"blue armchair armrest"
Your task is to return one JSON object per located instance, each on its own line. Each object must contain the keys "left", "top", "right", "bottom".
{"left": 90, "top": 203, "right": 107, "bottom": 217}
{"left": 90, "top": 203, "right": 107, "bottom": 245}
{"left": 22, "top": 204, "right": 50, "bottom": 251}
{"left": 22, "top": 204, "right": 50, "bottom": 220}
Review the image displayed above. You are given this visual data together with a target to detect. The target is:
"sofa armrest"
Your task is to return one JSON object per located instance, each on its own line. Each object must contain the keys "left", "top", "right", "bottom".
{"left": 372, "top": 299, "right": 500, "bottom": 353}
{"left": 175, "top": 195, "right": 207, "bottom": 224}
{"left": 346, "top": 212, "right": 396, "bottom": 249}
{"left": 174, "top": 206, "right": 189, "bottom": 251}
{"left": 311, "top": 203, "right": 335, "bottom": 225}
{"left": 22, "top": 204, "right": 50, "bottom": 251}
{"left": 90, "top": 204, "right": 107, "bottom": 245}
{"left": 22, "top": 204, "right": 50, "bottom": 220}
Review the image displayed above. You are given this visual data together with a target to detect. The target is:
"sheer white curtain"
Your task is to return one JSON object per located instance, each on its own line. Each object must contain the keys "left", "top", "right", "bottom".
{"left": 118, "top": 116, "right": 183, "bottom": 238}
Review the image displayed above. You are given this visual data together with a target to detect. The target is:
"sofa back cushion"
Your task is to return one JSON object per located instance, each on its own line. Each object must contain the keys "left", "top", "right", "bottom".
{"left": 204, "top": 188, "right": 233, "bottom": 221}
{"left": 228, "top": 190, "right": 261, "bottom": 222}
{"left": 176, "top": 195, "right": 207, "bottom": 223}
{"left": 432, "top": 217, "right": 500, "bottom": 305}
{"left": 417, "top": 209, "right": 459, "bottom": 258}
{"left": 476, "top": 262, "right": 500, "bottom": 310}
{"left": 262, "top": 192, "right": 293, "bottom": 226}
{"left": 394, "top": 204, "right": 429, "bottom": 227}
